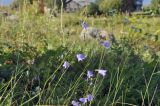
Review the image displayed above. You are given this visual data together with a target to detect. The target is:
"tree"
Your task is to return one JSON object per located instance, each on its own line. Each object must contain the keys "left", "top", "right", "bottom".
{"left": 99, "top": 0, "right": 122, "bottom": 14}
{"left": 47, "top": 0, "right": 73, "bottom": 10}
{"left": 98, "top": 0, "right": 137, "bottom": 15}
{"left": 121, "top": 0, "right": 136, "bottom": 12}
{"left": 12, "top": 0, "right": 45, "bottom": 14}
{"left": 151, "top": 0, "right": 160, "bottom": 6}
{"left": 151, "top": 0, "right": 160, "bottom": 14}
{"left": 85, "top": 3, "right": 100, "bottom": 16}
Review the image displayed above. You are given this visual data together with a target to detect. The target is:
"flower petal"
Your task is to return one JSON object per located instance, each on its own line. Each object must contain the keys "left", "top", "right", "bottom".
{"left": 76, "top": 54, "right": 86, "bottom": 62}
{"left": 87, "top": 94, "right": 94, "bottom": 101}
{"left": 63, "top": 61, "right": 70, "bottom": 69}
{"left": 79, "top": 98, "right": 87, "bottom": 104}
{"left": 71, "top": 100, "right": 80, "bottom": 106}
{"left": 100, "top": 41, "right": 110, "bottom": 49}
{"left": 87, "top": 70, "right": 94, "bottom": 78}
{"left": 97, "top": 69, "right": 107, "bottom": 77}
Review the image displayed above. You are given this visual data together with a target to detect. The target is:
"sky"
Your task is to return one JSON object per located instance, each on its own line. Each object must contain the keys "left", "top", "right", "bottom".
{"left": 0, "top": 0, "right": 152, "bottom": 6}
{"left": 0, "top": 0, "right": 14, "bottom": 6}
{"left": 143, "top": 0, "right": 151, "bottom": 5}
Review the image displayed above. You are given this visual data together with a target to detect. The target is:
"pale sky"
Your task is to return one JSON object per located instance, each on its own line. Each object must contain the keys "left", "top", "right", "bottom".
{"left": 0, "top": 0, "right": 14, "bottom": 6}
{"left": 0, "top": 0, "right": 152, "bottom": 6}
{"left": 143, "top": 0, "right": 151, "bottom": 5}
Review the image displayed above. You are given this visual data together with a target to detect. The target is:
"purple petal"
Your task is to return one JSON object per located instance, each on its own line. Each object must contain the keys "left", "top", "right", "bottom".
{"left": 76, "top": 54, "right": 86, "bottom": 62}
{"left": 100, "top": 41, "right": 110, "bottom": 49}
{"left": 83, "top": 23, "right": 89, "bottom": 29}
{"left": 80, "top": 21, "right": 89, "bottom": 29}
{"left": 79, "top": 98, "right": 87, "bottom": 104}
{"left": 97, "top": 69, "right": 107, "bottom": 77}
{"left": 63, "top": 61, "right": 70, "bottom": 69}
{"left": 71, "top": 100, "right": 80, "bottom": 106}
{"left": 87, "top": 94, "right": 94, "bottom": 101}
{"left": 87, "top": 70, "right": 93, "bottom": 78}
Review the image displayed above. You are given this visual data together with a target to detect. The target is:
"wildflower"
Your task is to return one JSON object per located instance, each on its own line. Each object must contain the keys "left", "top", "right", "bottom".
{"left": 71, "top": 100, "right": 80, "bottom": 106}
{"left": 87, "top": 94, "right": 94, "bottom": 101}
{"left": 33, "top": 76, "right": 40, "bottom": 81}
{"left": 100, "top": 41, "right": 110, "bottom": 49}
{"left": 97, "top": 69, "right": 107, "bottom": 77}
{"left": 63, "top": 61, "right": 70, "bottom": 69}
{"left": 76, "top": 54, "right": 86, "bottom": 62}
{"left": 79, "top": 98, "right": 88, "bottom": 104}
{"left": 80, "top": 20, "right": 89, "bottom": 29}
{"left": 100, "top": 31, "right": 107, "bottom": 38}
{"left": 87, "top": 70, "right": 93, "bottom": 78}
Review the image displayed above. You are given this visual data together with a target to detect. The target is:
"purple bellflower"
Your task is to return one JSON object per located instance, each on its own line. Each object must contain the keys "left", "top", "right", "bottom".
{"left": 87, "top": 94, "right": 94, "bottom": 102}
{"left": 87, "top": 70, "right": 94, "bottom": 78}
{"left": 76, "top": 54, "right": 86, "bottom": 62}
{"left": 63, "top": 61, "right": 70, "bottom": 69}
{"left": 71, "top": 100, "right": 80, "bottom": 106}
{"left": 97, "top": 69, "right": 107, "bottom": 77}
{"left": 79, "top": 98, "right": 88, "bottom": 104}
{"left": 80, "top": 20, "right": 89, "bottom": 29}
{"left": 100, "top": 41, "right": 110, "bottom": 49}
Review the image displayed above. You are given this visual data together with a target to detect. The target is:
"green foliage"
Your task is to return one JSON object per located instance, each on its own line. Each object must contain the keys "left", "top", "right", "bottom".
{"left": 46, "top": 0, "right": 73, "bottom": 10}
{"left": 45, "top": 0, "right": 55, "bottom": 8}
{"left": 151, "top": 0, "right": 160, "bottom": 7}
{"left": 0, "top": 34, "right": 159, "bottom": 105}
{"left": 151, "top": 0, "right": 160, "bottom": 14}
{"left": 0, "top": 5, "right": 160, "bottom": 105}
{"left": 99, "top": 0, "right": 122, "bottom": 15}
{"left": 11, "top": 0, "right": 35, "bottom": 8}
{"left": 12, "top": 0, "right": 24, "bottom": 7}
{"left": 81, "top": 3, "right": 100, "bottom": 16}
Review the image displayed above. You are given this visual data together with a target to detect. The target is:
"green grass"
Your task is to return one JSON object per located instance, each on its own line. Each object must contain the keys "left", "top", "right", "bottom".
{"left": 0, "top": 4, "right": 160, "bottom": 106}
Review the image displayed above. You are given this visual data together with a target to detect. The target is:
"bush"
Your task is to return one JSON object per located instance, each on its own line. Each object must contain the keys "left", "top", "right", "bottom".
{"left": 80, "top": 3, "right": 101, "bottom": 16}
{"left": 86, "top": 3, "right": 101, "bottom": 16}
{"left": 151, "top": 0, "right": 160, "bottom": 14}
{"left": 99, "top": 0, "right": 122, "bottom": 15}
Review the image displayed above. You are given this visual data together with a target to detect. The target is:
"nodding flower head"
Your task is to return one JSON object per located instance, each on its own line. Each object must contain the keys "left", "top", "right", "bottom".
{"left": 79, "top": 98, "right": 88, "bottom": 104}
{"left": 100, "top": 41, "right": 110, "bottom": 49}
{"left": 71, "top": 100, "right": 80, "bottom": 106}
{"left": 76, "top": 54, "right": 86, "bottom": 62}
{"left": 80, "top": 20, "right": 89, "bottom": 29}
{"left": 87, "top": 94, "right": 94, "bottom": 101}
{"left": 97, "top": 69, "right": 107, "bottom": 77}
{"left": 63, "top": 61, "right": 70, "bottom": 69}
{"left": 87, "top": 70, "right": 94, "bottom": 78}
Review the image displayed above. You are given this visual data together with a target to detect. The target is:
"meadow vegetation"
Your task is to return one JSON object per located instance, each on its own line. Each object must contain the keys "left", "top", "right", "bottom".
{"left": 0, "top": 1, "right": 160, "bottom": 106}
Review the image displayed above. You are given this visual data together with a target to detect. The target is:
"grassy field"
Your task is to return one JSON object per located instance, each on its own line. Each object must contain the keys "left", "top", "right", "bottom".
{"left": 0, "top": 5, "right": 160, "bottom": 106}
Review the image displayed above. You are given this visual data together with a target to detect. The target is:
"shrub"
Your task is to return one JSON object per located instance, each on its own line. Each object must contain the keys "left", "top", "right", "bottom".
{"left": 99, "top": 0, "right": 122, "bottom": 15}
{"left": 86, "top": 3, "right": 101, "bottom": 16}
{"left": 151, "top": 0, "right": 160, "bottom": 14}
